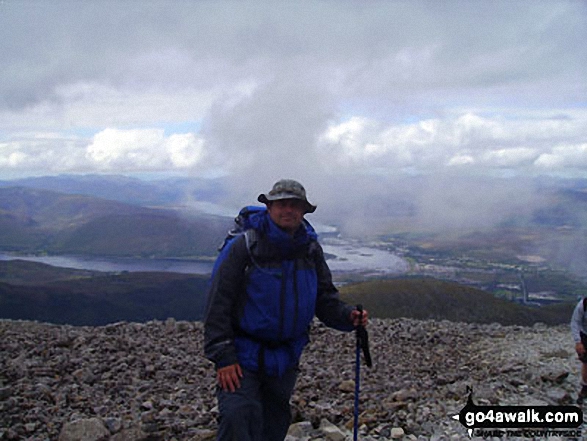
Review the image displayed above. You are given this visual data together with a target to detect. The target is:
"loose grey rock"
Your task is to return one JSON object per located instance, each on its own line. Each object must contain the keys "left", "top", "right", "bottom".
{"left": 338, "top": 379, "right": 355, "bottom": 393}
{"left": 390, "top": 427, "right": 405, "bottom": 439}
{"left": 319, "top": 418, "right": 348, "bottom": 441}
{"left": 0, "top": 318, "right": 579, "bottom": 440}
{"left": 58, "top": 417, "right": 110, "bottom": 441}
{"left": 287, "top": 421, "right": 314, "bottom": 438}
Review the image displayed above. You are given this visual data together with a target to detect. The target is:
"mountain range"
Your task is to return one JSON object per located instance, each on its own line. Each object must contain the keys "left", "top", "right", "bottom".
{"left": 0, "top": 260, "right": 209, "bottom": 326}
{"left": 0, "top": 185, "right": 229, "bottom": 258}
{"left": 0, "top": 174, "right": 225, "bottom": 207}
{"left": 0, "top": 259, "right": 573, "bottom": 326}
{"left": 0, "top": 173, "right": 585, "bottom": 326}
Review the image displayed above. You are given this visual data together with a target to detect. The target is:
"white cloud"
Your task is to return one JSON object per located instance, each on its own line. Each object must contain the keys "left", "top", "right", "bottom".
{"left": 0, "top": 136, "right": 86, "bottom": 174}
{"left": 85, "top": 128, "right": 206, "bottom": 172}
{"left": 481, "top": 147, "right": 538, "bottom": 167}
{"left": 317, "top": 109, "right": 587, "bottom": 176}
{"left": 86, "top": 129, "right": 161, "bottom": 166}
{"left": 0, "top": 0, "right": 585, "bottom": 181}
{"left": 0, "top": 148, "right": 27, "bottom": 168}
{"left": 167, "top": 133, "right": 204, "bottom": 168}
{"left": 535, "top": 143, "right": 587, "bottom": 170}
{"left": 319, "top": 117, "right": 380, "bottom": 163}
{"left": 0, "top": 128, "right": 212, "bottom": 176}
{"left": 447, "top": 155, "right": 475, "bottom": 167}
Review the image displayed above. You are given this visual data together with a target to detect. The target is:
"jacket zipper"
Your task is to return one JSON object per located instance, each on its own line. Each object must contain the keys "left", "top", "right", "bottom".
{"left": 293, "top": 258, "right": 299, "bottom": 337}
{"left": 278, "top": 261, "right": 287, "bottom": 341}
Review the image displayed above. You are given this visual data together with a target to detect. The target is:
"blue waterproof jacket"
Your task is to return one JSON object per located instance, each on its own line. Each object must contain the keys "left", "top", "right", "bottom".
{"left": 204, "top": 209, "right": 354, "bottom": 377}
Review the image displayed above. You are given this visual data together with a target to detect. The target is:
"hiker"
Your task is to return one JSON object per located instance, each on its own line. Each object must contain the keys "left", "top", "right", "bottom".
{"left": 204, "top": 179, "right": 368, "bottom": 441}
{"left": 570, "top": 298, "right": 587, "bottom": 403}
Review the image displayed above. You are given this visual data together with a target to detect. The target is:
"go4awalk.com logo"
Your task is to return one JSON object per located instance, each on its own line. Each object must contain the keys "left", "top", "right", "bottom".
{"left": 452, "top": 389, "right": 583, "bottom": 438}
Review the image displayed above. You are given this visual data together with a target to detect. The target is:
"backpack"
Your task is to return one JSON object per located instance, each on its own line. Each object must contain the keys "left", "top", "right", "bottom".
{"left": 217, "top": 205, "right": 265, "bottom": 253}
{"left": 215, "top": 205, "right": 319, "bottom": 274}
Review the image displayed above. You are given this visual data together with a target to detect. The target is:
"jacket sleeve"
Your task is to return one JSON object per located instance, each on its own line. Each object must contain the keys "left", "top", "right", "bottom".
{"left": 204, "top": 235, "right": 249, "bottom": 369}
{"left": 571, "top": 299, "right": 585, "bottom": 344}
{"left": 313, "top": 242, "right": 355, "bottom": 332}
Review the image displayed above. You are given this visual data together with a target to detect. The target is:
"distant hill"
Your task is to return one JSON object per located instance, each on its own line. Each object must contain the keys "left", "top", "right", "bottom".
{"left": 0, "top": 174, "right": 227, "bottom": 207}
{"left": 0, "top": 259, "right": 103, "bottom": 285}
{"left": 0, "top": 187, "right": 230, "bottom": 258}
{"left": 0, "top": 261, "right": 209, "bottom": 326}
{"left": 339, "top": 277, "right": 574, "bottom": 326}
{"left": 0, "top": 261, "right": 574, "bottom": 326}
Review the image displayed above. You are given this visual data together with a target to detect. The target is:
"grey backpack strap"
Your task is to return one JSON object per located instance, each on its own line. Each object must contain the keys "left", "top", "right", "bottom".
{"left": 243, "top": 229, "right": 261, "bottom": 271}
{"left": 243, "top": 229, "right": 276, "bottom": 276}
{"left": 243, "top": 229, "right": 257, "bottom": 257}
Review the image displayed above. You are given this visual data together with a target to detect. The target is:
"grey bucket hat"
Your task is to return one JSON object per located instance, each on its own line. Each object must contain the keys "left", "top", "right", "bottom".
{"left": 258, "top": 179, "right": 317, "bottom": 213}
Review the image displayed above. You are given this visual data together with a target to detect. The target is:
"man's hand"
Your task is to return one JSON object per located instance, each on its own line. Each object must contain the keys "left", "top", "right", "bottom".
{"left": 350, "top": 308, "right": 368, "bottom": 327}
{"left": 576, "top": 342, "right": 585, "bottom": 357}
{"left": 217, "top": 363, "right": 243, "bottom": 392}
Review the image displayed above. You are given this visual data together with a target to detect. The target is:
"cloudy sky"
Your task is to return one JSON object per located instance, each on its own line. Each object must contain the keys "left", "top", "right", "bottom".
{"left": 1, "top": 1, "right": 586, "bottom": 197}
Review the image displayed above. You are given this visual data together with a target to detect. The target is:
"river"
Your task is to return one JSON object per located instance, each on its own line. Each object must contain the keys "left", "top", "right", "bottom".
{"left": 0, "top": 253, "right": 214, "bottom": 275}
{"left": 0, "top": 239, "right": 409, "bottom": 276}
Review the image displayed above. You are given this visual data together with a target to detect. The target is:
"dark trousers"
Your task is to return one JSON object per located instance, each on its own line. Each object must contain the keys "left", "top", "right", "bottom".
{"left": 581, "top": 332, "right": 587, "bottom": 363}
{"left": 216, "top": 367, "right": 298, "bottom": 441}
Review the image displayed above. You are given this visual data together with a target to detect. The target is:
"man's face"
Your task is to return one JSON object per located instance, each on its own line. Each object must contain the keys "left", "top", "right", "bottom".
{"left": 267, "top": 199, "right": 305, "bottom": 234}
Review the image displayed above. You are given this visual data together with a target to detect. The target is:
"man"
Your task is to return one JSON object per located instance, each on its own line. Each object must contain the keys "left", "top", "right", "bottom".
{"left": 204, "top": 179, "right": 368, "bottom": 441}
{"left": 571, "top": 298, "right": 587, "bottom": 403}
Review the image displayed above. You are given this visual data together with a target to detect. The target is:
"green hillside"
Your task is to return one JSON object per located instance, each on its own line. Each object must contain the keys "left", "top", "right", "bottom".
{"left": 0, "top": 268, "right": 210, "bottom": 326}
{"left": 50, "top": 212, "right": 226, "bottom": 257}
{"left": 0, "top": 187, "right": 229, "bottom": 258}
{"left": 0, "top": 260, "right": 575, "bottom": 327}
{"left": 339, "top": 277, "right": 574, "bottom": 326}
{"left": 0, "top": 260, "right": 102, "bottom": 285}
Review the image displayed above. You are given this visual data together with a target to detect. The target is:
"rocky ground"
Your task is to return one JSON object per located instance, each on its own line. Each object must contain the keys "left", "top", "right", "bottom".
{"left": 0, "top": 317, "right": 583, "bottom": 440}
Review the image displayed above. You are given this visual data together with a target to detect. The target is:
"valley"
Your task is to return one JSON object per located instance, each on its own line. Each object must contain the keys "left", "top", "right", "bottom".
{"left": 387, "top": 227, "right": 587, "bottom": 304}
{"left": 0, "top": 174, "right": 585, "bottom": 327}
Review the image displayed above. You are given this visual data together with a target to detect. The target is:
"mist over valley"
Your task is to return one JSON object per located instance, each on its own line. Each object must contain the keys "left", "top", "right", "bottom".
{"left": 0, "top": 174, "right": 585, "bottom": 326}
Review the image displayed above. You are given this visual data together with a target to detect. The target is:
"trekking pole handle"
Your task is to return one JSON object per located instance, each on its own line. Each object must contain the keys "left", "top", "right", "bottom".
{"left": 356, "top": 304, "right": 364, "bottom": 326}
{"left": 355, "top": 304, "right": 372, "bottom": 368}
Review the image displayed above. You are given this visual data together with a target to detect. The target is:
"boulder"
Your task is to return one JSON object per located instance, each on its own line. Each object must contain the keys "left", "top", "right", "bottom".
{"left": 58, "top": 418, "right": 109, "bottom": 441}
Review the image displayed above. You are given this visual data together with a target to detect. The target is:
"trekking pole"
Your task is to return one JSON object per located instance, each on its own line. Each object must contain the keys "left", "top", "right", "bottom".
{"left": 353, "top": 318, "right": 361, "bottom": 441}
{"left": 353, "top": 304, "right": 372, "bottom": 441}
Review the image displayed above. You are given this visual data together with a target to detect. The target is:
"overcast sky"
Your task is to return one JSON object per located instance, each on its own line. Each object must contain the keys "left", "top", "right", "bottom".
{"left": 1, "top": 1, "right": 586, "bottom": 196}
